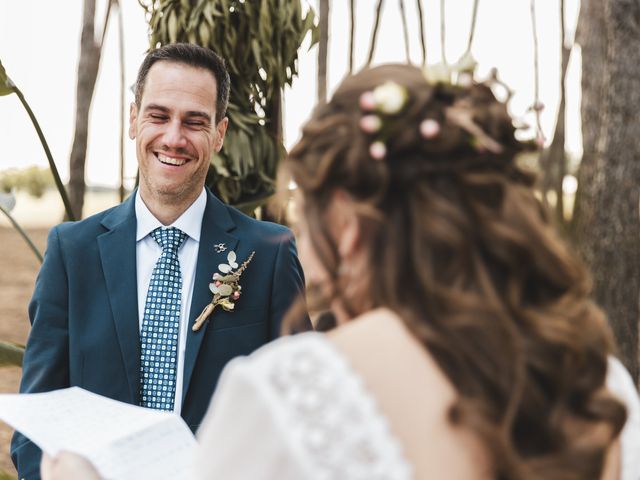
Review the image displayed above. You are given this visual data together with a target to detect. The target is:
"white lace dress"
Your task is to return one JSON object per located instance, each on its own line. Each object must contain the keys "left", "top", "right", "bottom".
{"left": 194, "top": 333, "right": 640, "bottom": 480}
{"left": 607, "top": 356, "right": 640, "bottom": 480}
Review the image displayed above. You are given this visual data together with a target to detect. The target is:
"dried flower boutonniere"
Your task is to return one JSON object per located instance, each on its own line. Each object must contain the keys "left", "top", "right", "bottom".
{"left": 192, "top": 250, "right": 255, "bottom": 331}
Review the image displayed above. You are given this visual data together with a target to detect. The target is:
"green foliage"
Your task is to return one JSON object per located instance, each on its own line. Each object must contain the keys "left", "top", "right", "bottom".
{"left": 0, "top": 59, "right": 16, "bottom": 97}
{"left": 139, "top": 0, "right": 317, "bottom": 206}
{"left": 0, "top": 167, "right": 55, "bottom": 199}
{"left": 0, "top": 340, "right": 24, "bottom": 367}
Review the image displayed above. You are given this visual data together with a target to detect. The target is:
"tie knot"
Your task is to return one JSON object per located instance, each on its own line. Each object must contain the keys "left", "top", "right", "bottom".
{"left": 150, "top": 227, "right": 186, "bottom": 252}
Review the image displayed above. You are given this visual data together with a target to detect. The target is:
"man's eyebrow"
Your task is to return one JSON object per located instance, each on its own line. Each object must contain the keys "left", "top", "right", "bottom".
{"left": 185, "top": 110, "right": 211, "bottom": 122}
{"left": 144, "top": 104, "right": 170, "bottom": 113}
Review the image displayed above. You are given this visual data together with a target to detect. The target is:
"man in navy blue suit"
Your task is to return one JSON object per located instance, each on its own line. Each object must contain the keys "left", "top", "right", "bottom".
{"left": 12, "top": 43, "right": 308, "bottom": 479}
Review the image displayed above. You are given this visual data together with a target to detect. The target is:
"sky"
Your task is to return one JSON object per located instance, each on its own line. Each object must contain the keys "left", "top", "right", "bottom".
{"left": 0, "top": 0, "right": 580, "bottom": 189}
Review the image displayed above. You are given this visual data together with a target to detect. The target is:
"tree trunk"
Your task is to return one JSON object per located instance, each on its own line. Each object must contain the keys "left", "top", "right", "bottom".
{"left": 317, "top": 0, "right": 329, "bottom": 104}
{"left": 68, "top": 0, "right": 102, "bottom": 220}
{"left": 574, "top": 0, "right": 640, "bottom": 385}
{"left": 262, "top": 88, "right": 282, "bottom": 222}
{"left": 540, "top": 0, "right": 570, "bottom": 229}
{"left": 540, "top": 83, "right": 567, "bottom": 224}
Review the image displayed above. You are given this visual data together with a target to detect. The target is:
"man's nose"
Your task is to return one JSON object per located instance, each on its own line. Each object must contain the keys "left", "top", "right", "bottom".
{"left": 162, "top": 120, "right": 188, "bottom": 149}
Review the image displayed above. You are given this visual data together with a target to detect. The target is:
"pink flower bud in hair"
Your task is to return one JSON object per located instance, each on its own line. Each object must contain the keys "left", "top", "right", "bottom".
{"left": 360, "top": 115, "right": 382, "bottom": 133}
{"left": 359, "top": 91, "right": 376, "bottom": 111}
{"left": 420, "top": 119, "right": 440, "bottom": 139}
{"left": 369, "top": 141, "right": 387, "bottom": 160}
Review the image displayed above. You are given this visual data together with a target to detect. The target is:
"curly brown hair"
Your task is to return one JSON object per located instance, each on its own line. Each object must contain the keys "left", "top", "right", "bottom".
{"left": 284, "top": 64, "right": 626, "bottom": 479}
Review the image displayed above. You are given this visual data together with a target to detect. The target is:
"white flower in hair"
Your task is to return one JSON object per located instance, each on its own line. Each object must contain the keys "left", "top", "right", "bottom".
{"left": 423, "top": 62, "right": 452, "bottom": 84}
{"left": 453, "top": 51, "right": 478, "bottom": 74}
{"left": 373, "top": 81, "right": 408, "bottom": 115}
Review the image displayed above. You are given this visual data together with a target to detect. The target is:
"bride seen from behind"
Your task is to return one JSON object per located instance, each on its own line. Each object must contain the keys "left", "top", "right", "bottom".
{"left": 42, "top": 64, "right": 640, "bottom": 480}
{"left": 200, "top": 63, "right": 640, "bottom": 479}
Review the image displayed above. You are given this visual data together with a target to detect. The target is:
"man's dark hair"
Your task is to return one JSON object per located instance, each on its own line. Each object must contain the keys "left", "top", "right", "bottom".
{"left": 134, "top": 43, "right": 230, "bottom": 123}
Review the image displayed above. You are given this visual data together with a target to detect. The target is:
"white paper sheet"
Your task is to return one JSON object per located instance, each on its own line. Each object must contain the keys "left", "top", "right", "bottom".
{"left": 0, "top": 387, "right": 196, "bottom": 479}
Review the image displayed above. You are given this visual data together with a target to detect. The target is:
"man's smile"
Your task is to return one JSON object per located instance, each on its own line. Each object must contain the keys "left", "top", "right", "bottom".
{"left": 155, "top": 152, "right": 190, "bottom": 166}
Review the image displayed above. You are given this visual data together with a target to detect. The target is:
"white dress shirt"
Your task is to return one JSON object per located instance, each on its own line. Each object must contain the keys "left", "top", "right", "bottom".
{"left": 135, "top": 188, "right": 206, "bottom": 414}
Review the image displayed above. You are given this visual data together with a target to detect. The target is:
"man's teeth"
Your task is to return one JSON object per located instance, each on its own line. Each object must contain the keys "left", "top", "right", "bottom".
{"left": 157, "top": 154, "right": 186, "bottom": 166}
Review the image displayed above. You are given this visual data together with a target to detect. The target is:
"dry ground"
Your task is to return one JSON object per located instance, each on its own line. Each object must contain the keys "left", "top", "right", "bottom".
{"left": 0, "top": 227, "right": 48, "bottom": 477}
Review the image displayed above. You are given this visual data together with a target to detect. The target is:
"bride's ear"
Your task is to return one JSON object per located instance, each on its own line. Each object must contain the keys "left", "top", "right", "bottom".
{"left": 330, "top": 190, "right": 361, "bottom": 259}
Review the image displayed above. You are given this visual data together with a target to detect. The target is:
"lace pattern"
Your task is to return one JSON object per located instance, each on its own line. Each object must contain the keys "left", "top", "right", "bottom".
{"left": 606, "top": 356, "right": 640, "bottom": 480}
{"left": 265, "top": 333, "right": 413, "bottom": 480}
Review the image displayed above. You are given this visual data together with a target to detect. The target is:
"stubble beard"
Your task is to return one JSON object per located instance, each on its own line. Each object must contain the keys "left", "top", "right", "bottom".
{"left": 140, "top": 166, "right": 206, "bottom": 211}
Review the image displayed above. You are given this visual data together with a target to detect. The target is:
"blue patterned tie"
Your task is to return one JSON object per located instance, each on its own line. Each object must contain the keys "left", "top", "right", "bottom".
{"left": 140, "top": 227, "right": 187, "bottom": 411}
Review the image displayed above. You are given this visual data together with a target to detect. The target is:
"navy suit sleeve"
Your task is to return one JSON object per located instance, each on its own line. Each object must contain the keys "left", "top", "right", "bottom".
{"left": 12, "top": 226, "right": 70, "bottom": 480}
{"left": 268, "top": 230, "right": 311, "bottom": 339}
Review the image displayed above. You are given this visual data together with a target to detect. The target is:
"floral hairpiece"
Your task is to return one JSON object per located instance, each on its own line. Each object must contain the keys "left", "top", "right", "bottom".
{"left": 358, "top": 55, "right": 512, "bottom": 161}
{"left": 359, "top": 81, "right": 443, "bottom": 160}
{"left": 422, "top": 51, "right": 478, "bottom": 87}
{"left": 421, "top": 54, "right": 510, "bottom": 154}
{"left": 359, "top": 81, "right": 408, "bottom": 160}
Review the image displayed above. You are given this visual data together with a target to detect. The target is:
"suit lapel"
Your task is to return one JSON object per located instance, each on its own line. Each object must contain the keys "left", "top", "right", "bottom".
{"left": 98, "top": 194, "right": 140, "bottom": 403}
{"left": 182, "top": 191, "right": 238, "bottom": 403}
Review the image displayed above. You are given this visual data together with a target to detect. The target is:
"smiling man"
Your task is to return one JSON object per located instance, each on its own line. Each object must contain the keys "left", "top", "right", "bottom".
{"left": 12, "top": 43, "right": 309, "bottom": 479}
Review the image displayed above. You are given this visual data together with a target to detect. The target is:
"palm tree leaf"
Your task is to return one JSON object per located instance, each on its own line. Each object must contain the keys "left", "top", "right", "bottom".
{"left": 0, "top": 59, "right": 16, "bottom": 97}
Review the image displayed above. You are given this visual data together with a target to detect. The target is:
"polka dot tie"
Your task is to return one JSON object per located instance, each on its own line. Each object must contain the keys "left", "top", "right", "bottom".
{"left": 140, "top": 227, "right": 187, "bottom": 411}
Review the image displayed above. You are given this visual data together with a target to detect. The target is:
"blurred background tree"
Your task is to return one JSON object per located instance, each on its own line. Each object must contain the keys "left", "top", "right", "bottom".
{"left": 0, "top": 167, "right": 54, "bottom": 199}
{"left": 67, "top": 0, "right": 129, "bottom": 219}
{"left": 573, "top": 0, "right": 640, "bottom": 382}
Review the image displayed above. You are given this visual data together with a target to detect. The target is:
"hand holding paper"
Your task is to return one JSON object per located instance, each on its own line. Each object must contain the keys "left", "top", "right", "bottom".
{"left": 0, "top": 387, "right": 196, "bottom": 480}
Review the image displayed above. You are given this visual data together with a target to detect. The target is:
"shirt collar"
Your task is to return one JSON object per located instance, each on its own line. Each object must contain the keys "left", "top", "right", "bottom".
{"left": 135, "top": 188, "right": 206, "bottom": 242}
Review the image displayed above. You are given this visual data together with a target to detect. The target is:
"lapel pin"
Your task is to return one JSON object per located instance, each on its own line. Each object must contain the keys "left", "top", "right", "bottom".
{"left": 214, "top": 243, "right": 227, "bottom": 253}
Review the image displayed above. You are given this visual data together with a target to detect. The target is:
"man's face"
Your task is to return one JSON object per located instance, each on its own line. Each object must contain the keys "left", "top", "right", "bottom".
{"left": 129, "top": 61, "right": 228, "bottom": 205}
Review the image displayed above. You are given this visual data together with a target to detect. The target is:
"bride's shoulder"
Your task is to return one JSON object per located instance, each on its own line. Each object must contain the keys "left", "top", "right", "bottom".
{"left": 327, "top": 308, "right": 457, "bottom": 398}
{"left": 224, "top": 309, "right": 408, "bottom": 375}
{"left": 327, "top": 308, "right": 416, "bottom": 344}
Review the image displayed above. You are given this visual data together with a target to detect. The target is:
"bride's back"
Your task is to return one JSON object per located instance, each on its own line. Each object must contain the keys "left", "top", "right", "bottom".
{"left": 328, "top": 308, "right": 491, "bottom": 479}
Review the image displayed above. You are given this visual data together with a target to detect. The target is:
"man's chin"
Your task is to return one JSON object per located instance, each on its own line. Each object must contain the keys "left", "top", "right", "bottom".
{"left": 140, "top": 183, "right": 185, "bottom": 200}
{"left": 140, "top": 175, "right": 205, "bottom": 204}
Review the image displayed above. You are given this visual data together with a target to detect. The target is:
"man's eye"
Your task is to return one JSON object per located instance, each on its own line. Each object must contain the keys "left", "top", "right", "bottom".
{"left": 185, "top": 121, "right": 205, "bottom": 127}
{"left": 150, "top": 114, "right": 168, "bottom": 121}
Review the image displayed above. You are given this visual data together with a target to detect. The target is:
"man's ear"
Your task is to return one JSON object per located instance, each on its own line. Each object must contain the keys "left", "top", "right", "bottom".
{"left": 128, "top": 103, "right": 138, "bottom": 140}
{"left": 331, "top": 190, "right": 360, "bottom": 259}
{"left": 213, "top": 117, "right": 229, "bottom": 152}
